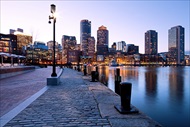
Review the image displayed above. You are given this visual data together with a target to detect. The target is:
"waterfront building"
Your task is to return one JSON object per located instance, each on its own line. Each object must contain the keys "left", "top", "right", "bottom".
{"left": 126, "top": 44, "right": 139, "bottom": 55}
{"left": 145, "top": 30, "right": 158, "bottom": 55}
{"left": 26, "top": 41, "right": 48, "bottom": 64}
{"left": 0, "top": 33, "right": 17, "bottom": 54}
{"left": 116, "top": 41, "right": 126, "bottom": 52}
{"left": 97, "top": 25, "right": 109, "bottom": 55}
{"left": 62, "top": 35, "right": 77, "bottom": 64}
{"left": 9, "top": 28, "right": 32, "bottom": 55}
{"left": 87, "top": 36, "right": 95, "bottom": 58}
{"left": 14, "top": 33, "right": 32, "bottom": 55}
{"left": 168, "top": 25, "right": 185, "bottom": 64}
{"left": 47, "top": 41, "right": 59, "bottom": 50}
{"left": 47, "top": 41, "right": 60, "bottom": 63}
{"left": 80, "top": 19, "right": 91, "bottom": 56}
{"left": 67, "top": 50, "right": 81, "bottom": 64}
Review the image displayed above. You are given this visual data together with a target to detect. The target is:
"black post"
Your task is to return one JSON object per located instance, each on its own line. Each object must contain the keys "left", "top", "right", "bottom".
{"left": 120, "top": 82, "right": 131, "bottom": 110}
{"left": 115, "top": 82, "right": 138, "bottom": 114}
{"left": 91, "top": 71, "right": 96, "bottom": 82}
{"left": 84, "top": 64, "right": 87, "bottom": 75}
{"left": 95, "top": 66, "right": 99, "bottom": 81}
{"left": 77, "top": 64, "right": 80, "bottom": 71}
{"left": 50, "top": 4, "right": 57, "bottom": 77}
{"left": 51, "top": 18, "right": 57, "bottom": 77}
{"left": 115, "top": 68, "right": 121, "bottom": 95}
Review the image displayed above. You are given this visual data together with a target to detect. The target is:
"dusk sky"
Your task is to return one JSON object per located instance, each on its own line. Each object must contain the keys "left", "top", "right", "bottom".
{"left": 1, "top": 0, "right": 189, "bottom": 54}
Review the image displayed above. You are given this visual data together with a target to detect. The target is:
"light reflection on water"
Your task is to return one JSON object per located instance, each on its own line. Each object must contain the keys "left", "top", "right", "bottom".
{"left": 97, "top": 66, "right": 190, "bottom": 127}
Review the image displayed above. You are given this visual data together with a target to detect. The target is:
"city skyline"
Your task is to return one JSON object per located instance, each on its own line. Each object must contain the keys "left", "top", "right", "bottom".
{"left": 1, "top": 1, "right": 189, "bottom": 54}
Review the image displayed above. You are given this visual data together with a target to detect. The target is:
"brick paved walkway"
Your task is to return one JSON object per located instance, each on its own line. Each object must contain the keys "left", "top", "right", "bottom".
{"left": 0, "top": 66, "right": 60, "bottom": 117}
{"left": 3, "top": 68, "right": 111, "bottom": 127}
{"left": 2, "top": 68, "right": 161, "bottom": 127}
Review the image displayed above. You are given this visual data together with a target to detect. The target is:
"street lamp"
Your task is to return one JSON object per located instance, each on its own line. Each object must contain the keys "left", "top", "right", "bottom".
{"left": 49, "top": 4, "right": 57, "bottom": 77}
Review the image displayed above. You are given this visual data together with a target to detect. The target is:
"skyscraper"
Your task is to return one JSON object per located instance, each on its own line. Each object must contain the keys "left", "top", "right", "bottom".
{"left": 145, "top": 30, "right": 158, "bottom": 55}
{"left": 168, "top": 25, "right": 185, "bottom": 64}
{"left": 80, "top": 19, "right": 91, "bottom": 56}
{"left": 87, "top": 36, "right": 95, "bottom": 58}
{"left": 97, "top": 25, "right": 109, "bottom": 55}
{"left": 62, "top": 35, "right": 77, "bottom": 63}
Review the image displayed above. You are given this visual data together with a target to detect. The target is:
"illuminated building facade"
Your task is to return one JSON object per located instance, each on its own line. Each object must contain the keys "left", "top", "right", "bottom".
{"left": 13, "top": 32, "right": 32, "bottom": 55}
{"left": 87, "top": 36, "right": 95, "bottom": 58}
{"left": 0, "top": 33, "right": 17, "bottom": 54}
{"left": 9, "top": 28, "right": 32, "bottom": 55}
{"left": 126, "top": 44, "right": 139, "bottom": 55}
{"left": 168, "top": 25, "right": 184, "bottom": 64}
{"left": 80, "top": 19, "right": 91, "bottom": 56}
{"left": 145, "top": 30, "right": 158, "bottom": 55}
{"left": 116, "top": 41, "right": 126, "bottom": 52}
{"left": 97, "top": 25, "right": 109, "bottom": 55}
{"left": 62, "top": 35, "right": 77, "bottom": 63}
{"left": 26, "top": 41, "right": 48, "bottom": 64}
{"left": 47, "top": 41, "right": 60, "bottom": 63}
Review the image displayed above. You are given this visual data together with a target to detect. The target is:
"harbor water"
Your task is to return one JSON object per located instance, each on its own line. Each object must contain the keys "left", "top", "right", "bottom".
{"left": 97, "top": 66, "right": 190, "bottom": 127}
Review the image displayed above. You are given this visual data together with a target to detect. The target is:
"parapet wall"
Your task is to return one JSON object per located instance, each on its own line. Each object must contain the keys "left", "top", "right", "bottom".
{"left": 0, "top": 66, "right": 35, "bottom": 79}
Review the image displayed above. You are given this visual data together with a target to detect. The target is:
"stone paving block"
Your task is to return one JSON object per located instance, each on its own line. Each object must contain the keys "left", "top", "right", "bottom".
{"left": 109, "top": 118, "right": 161, "bottom": 127}
{"left": 3, "top": 68, "right": 161, "bottom": 127}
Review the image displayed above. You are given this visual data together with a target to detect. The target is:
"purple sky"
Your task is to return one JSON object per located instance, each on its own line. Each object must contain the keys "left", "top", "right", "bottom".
{"left": 1, "top": 0, "right": 189, "bottom": 54}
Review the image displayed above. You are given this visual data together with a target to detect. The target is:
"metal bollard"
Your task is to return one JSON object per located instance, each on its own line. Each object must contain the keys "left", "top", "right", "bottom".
{"left": 120, "top": 82, "right": 131, "bottom": 110}
{"left": 115, "top": 68, "right": 121, "bottom": 95}
{"left": 84, "top": 65, "right": 87, "bottom": 75}
{"left": 115, "top": 82, "right": 139, "bottom": 114}
{"left": 95, "top": 66, "right": 99, "bottom": 81}
{"left": 91, "top": 71, "right": 96, "bottom": 82}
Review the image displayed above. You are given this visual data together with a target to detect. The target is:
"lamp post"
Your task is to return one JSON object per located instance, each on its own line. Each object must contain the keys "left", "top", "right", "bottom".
{"left": 49, "top": 4, "right": 57, "bottom": 77}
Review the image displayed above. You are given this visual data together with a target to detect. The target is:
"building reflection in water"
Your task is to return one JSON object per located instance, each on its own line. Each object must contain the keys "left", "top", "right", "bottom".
{"left": 169, "top": 67, "right": 184, "bottom": 107}
{"left": 120, "top": 66, "right": 139, "bottom": 84}
{"left": 98, "top": 66, "right": 109, "bottom": 86}
{"left": 98, "top": 66, "right": 139, "bottom": 92}
{"left": 144, "top": 67, "right": 158, "bottom": 100}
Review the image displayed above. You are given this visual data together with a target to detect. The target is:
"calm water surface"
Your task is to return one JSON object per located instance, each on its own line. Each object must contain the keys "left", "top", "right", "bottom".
{"left": 97, "top": 66, "right": 190, "bottom": 127}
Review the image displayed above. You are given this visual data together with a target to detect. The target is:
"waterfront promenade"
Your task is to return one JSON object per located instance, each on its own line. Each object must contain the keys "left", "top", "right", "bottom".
{"left": 1, "top": 67, "right": 161, "bottom": 127}
{"left": 0, "top": 66, "right": 60, "bottom": 117}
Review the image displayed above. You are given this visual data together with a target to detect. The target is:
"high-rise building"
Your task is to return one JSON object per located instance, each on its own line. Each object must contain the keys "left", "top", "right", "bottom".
{"left": 126, "top": 44, "right": 139, "bottom": 55}
{"left": 145, "top": 30, "right": 158, "bottom": 55}
{"left": 47, "top": 41, "right": 59, "bottom": 62}
{"left": 80, "top": 19, "right": 91, "bottom": 56}
{"left": 87, "top": 36, "right": 95, "bottom": 58}
{"left": 62, "top": 35, "right": 77, "bottom": 63}
{"left": 168, "top": 25, "right": 185, "bottom": 64}
{"left": 116, "top": 41, "right": 126, "bottom": 52}
{"left": 97, "top": 25, "right": 109, "bottom": 55}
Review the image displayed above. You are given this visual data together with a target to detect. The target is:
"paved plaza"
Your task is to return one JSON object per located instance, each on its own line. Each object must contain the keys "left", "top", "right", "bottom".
{"left": 0, "top": 66, "right": 60, "bottom": 117}
{"left": 1, "top": 67, "right": 161, "bottom": 127}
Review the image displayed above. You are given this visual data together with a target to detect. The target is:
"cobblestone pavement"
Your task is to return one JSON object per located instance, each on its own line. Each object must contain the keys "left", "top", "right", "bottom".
{"left": 2, "top": 68, "right": 162, "bottom": 127}
{"left": 0, "top": 66, "right": 60, "bottom": 117}
{"left": 4, "top": 68, "right": 112, "bottom": 127}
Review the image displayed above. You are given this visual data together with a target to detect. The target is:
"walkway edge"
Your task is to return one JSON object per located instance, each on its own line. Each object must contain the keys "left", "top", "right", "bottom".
{"left": 0, "top": 86, "right": 49, "bottom": 127}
